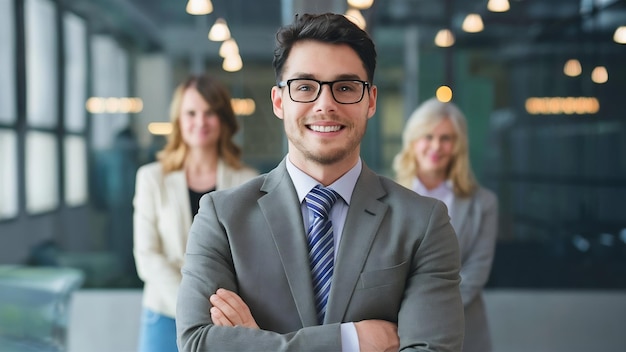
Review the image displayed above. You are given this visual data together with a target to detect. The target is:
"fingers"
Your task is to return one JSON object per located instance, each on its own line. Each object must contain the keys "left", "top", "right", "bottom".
{"left": 209, "top": 288, "right": 259, "bottom": 329}
{"left": 210, "top": 305, "right": 234, "bottom": 326}
{"left": 215, "top": 288, "right": 250, "bottom": 313}
{"left": 210, "top": 289, "right": 242, "bottom": 325}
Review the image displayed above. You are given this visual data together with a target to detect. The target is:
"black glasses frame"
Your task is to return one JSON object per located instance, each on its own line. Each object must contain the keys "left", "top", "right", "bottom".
{"left": 277, "top": 78, "right": 371, "bottom": 104}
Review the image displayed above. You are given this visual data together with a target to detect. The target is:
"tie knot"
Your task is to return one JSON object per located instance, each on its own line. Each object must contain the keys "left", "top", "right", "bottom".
{"left": 305, "top": 185, "right": 339, "bottom": 220}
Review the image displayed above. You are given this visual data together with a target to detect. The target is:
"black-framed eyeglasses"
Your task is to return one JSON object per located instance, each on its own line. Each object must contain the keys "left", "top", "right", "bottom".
{"left": 277, "top": 78, "right": 370, "bottom": 104}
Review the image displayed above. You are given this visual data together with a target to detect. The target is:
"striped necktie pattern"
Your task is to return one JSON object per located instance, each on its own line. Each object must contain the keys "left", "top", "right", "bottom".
{"left": 305, "top": 185, "right": 339, "bottom": 324}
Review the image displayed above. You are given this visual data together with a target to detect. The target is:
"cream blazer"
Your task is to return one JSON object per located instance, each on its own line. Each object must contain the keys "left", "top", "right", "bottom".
{"left": 133, "top": 159, "right": 258, "bottom": 318}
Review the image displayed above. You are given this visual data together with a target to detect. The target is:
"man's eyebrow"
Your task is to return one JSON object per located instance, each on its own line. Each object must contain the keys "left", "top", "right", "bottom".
{"left": 287, "top": 73, "right": 365, "bottom": 81}
{"left": 334, "top": 73, "right": 364, "bottom": 81}
{"left": 288, "top": 72, "right": 315, "bottom": 79}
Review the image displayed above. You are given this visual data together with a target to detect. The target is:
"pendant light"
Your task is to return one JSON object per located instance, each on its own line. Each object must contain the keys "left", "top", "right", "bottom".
{"left": 208, "top": 18, "right": 231, "bottom": 41}
{"left": 434, "top": 29, "right": 455, "bottom": 47}
{"left": 185, "top": 0, "right": 213, "bottom": 15}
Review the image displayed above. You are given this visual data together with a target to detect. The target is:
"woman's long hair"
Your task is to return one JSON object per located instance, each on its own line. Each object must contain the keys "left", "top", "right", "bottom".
{"left": 157, "top": 75, "right": 243, "bottom": 173}
{"left": 392, "top": 98, "right": 477, "bottom": 197}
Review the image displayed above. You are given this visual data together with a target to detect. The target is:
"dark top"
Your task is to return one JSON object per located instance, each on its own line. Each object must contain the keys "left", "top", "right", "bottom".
{"left": 189, "top": 187, "right": 215, "bottom": 218}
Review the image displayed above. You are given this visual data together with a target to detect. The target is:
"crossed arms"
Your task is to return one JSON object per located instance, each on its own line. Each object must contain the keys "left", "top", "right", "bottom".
{"left": 210, "top": 288, "right": 399, "bottom": 351}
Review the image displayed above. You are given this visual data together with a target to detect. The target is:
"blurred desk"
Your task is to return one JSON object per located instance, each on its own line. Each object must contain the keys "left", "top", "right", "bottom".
{"left": 0, "top": 265, "right": 84, "bottom": 352}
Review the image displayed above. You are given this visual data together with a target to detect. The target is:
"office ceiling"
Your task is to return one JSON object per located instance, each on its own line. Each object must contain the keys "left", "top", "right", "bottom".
{"left": 63, "top": 0, "right": 626, "bottom": 65}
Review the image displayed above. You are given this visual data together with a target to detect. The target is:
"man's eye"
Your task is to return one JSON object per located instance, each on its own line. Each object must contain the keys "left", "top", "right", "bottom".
{"left": 296, "top": 84, "right": 314, "bottom": 92}
{"left": 336, "top": 83, "right": 357, "bottom": 92}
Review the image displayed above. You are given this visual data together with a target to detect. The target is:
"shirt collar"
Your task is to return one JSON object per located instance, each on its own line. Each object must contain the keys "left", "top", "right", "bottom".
{"left": 412, "top": 176, "right": 453, "bottom": 197}
{"left": 286, "top": 155, "right": 361, "bottom": 205}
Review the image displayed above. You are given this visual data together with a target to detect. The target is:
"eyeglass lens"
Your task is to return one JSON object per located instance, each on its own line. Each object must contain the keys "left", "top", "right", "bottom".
{"left": 288, "top": 79, "right": 365, "bottom": 104}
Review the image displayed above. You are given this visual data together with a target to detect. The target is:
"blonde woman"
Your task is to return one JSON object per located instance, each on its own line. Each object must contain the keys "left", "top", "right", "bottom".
{"left": 133, "top": 75, "right": 258, "bottom": 352}
{"left": 393, "top": 97, "right": 498, "bottom": 352}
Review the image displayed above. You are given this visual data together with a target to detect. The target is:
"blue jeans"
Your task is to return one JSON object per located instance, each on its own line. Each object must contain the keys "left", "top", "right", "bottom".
{"left": 137, "top": 308, "right": 178, "bottom": 352}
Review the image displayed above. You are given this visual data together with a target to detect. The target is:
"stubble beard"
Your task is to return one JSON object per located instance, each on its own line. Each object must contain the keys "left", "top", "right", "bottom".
{"left": 293, "top": 129, "right": 364, "bottom": 166}
{"left": 302, "top": 145, "right": 350, "bottom": 165}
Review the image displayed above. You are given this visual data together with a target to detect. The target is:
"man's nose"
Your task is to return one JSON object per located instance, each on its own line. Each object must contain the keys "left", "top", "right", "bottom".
{"left": 318, "top": 84, "right": 335, "bottom": 101}
{"left": 314, "top": 85, "right": 338, "bottom": 110}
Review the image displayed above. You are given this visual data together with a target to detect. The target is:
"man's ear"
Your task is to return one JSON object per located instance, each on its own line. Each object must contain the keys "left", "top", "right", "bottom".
{"left": 271, "top": 86, "right": 284, "bottom": 120}
{"left": 367, "top": 85, "right": 377, "bottom": 119}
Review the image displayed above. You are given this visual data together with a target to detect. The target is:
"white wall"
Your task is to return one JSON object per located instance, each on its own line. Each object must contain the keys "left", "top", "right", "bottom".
{"left": 67, "top": 289, "right": 626, "bottom": 352}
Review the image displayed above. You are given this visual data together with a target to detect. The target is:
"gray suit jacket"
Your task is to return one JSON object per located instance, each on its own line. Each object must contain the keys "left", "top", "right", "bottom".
{"left": 450, "top": 187, "right": 498, "bottom": 352}
{"left": 177, "top": 159, "right": 464, "bottom": 351}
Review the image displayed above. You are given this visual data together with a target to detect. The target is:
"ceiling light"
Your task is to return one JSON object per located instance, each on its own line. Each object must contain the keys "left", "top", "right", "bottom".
{"left": 231, "top": 98, "right": 256, "bottom": 116}
{"left": 563, "top": 59, "right": 582, "bottom": 77}
{"left": 345, "top": 9, "right": 366, "bottom": 30}
{"left": 591, "top": 66, "right": 608, "bottom": 84}
{"left": 185, "top": 0, "right": 213, "bottom": 15}
{"left": 525, "top": 97, "right": 600, "bottom": 115}
{"left": 436, "top": 86, "right": 453, "bottom": 103}
{"left": 614, "top": 26, "right": 626, "bottom": 44}
{"left": 487, "top": 0, "right": 510, "bottom": 13}
{"left": 347, "top": 0, "right": 374, "bottom": 10}
{"left": 147, "top": 122, "right": 172, "bottom": 135}
{"left": 462, "top": 14, "right": 484, "bottom": 33}
{"left": 223, "top": 55, "right": 243, "bottom": 72}
{"left": 208, "top": 18, "right": 231, "bottom": 41}
{"left": 434, "top": 29, "right": 455, "bottom": 47}
{"left": 219, "top": 38, "right": 239, "bottom": 58}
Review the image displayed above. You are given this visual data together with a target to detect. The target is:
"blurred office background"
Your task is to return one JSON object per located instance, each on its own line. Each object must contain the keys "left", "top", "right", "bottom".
{"left": 0, "top": 0, "right": 625, "bottom": 351}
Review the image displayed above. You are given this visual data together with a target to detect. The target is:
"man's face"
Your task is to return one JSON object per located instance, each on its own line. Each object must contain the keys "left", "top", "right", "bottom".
{"left": 271, "top": 40, "right": 377, "bottom": 168}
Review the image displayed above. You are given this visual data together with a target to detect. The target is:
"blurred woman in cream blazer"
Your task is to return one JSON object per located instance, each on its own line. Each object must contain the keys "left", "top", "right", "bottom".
{"left": 133, "top": 75, "right": 258, "bottom": 352}
{"left": 393, "top": 97, "right": 499, "bottom": 352}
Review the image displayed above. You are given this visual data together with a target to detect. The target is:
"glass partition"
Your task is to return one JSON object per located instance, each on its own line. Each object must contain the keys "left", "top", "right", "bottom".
{"left": 26, "top": 131, "right": 59, "bottom": 214}
{"left": 0, "top": 130, "right": 18, "bottom": 220}
{"left": 63, "top": 12, "right": 87, "bottom": 133}
{"left": 91, "top": 35, "right": 130, "bottom": 150}
{"left": 25, "top": 0, "right": 58, "bottom": 129}
{"left": 64, "top": 136, "right": 88, "bottom": 206}
{"left": 0, "top": 0, "right": 15, "bottom": 124}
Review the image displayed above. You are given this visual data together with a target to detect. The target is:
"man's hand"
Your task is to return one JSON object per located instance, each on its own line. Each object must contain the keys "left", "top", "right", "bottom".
{"left": 209, "top": 288, "right": 259, "bottom": 329}
{"left": 354, "top": 320, "right": 399, "bottom": 352}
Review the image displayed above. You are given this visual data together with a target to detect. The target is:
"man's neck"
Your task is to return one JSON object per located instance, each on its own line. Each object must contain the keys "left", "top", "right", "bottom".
{"left": 288, "top": 154, "right": 359, "bottom": 187}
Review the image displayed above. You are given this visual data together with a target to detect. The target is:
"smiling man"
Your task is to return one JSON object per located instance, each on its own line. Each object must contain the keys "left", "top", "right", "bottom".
{"left": 176, "top": 13, "right": 464, "bottom": 352}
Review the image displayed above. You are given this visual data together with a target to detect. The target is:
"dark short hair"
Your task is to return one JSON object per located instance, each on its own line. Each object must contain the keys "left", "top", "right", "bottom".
{"left": 272, "top": 13, "right": 377, "bottom": 84}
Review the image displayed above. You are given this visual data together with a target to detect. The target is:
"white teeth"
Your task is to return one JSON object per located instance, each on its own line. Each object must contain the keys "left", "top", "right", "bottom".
{"left": 310, "top": 125, "right": 341, "bottom": 132}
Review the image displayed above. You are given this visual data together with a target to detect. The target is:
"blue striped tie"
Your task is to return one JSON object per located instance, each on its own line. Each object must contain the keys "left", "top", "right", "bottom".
{"left": 305, "top": 185, "right": 339, "bottom": 324}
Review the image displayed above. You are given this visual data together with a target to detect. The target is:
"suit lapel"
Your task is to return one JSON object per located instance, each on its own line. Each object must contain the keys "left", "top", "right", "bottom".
{"left": 325, "top": 166, "right": 388, "bottom": 323}
{"left": 258, "top": 160, "right": 319, "bottom": 326}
